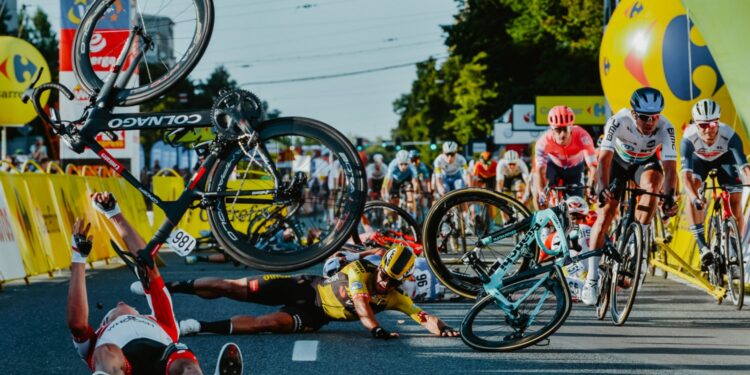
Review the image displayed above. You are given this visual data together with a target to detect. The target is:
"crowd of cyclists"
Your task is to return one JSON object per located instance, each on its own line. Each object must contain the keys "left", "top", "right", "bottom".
{"left": 357, "top": 87, "right": 749, "bottom": 306}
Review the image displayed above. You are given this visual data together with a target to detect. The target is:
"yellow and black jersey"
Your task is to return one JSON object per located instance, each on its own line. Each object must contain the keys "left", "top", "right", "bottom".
{"left": 316, "top": 260, "right": 426, "bottom": 323}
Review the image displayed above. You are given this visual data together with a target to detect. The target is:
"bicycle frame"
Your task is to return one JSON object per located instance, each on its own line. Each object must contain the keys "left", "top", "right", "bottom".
{"left": 464, "top": 207, "right": 611, "bottom": 320}
{"left": 29, "top": 27, "right": 282, "bottom": 265}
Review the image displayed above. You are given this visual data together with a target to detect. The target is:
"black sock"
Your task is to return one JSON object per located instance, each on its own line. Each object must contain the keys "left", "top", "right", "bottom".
{"left": 166, "top": 280, "right": 195, "bottom": 294}
{"left": 196, "top": 255, "right": 211, "bottom": 263}
{"left": 199, "top": 320, "right": 232, "bottom": 335}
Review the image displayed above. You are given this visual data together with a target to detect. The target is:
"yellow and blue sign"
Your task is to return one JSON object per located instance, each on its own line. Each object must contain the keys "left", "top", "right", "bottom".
{"left": 535, "top": 96, "right": 608, "bottom": 125}
{"left": 61, "top": 0, "right": 130, "bottom": 29}
{"left": 599, "top": 0, "right": 741, "bottom": 131}
{"left": 0, "top": 36, "right": 51, "bottom": 126}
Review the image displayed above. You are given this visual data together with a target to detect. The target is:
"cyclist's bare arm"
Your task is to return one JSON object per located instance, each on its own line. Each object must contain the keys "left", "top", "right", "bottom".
{"left": 662, "top": 160, "right": 678, "bottom": 194}
{"left": 533, "top": 166, "right": 546, "bottom": 197}
{"left": 596, "top": 150, "right": 614, "bottom": 198}
{"left": 67, "top": 219, "right": 93, "bottom": 339}
{"left": 418, "top": 313, "right": 459, "bottom": 337}
{"left": 352, "top": 296, "right": 397, "bottom": 337}
{"left": 680, "top": 170, "right": 701, "bottom": 202}
{"left": 91, "top": 192, "right": 160, "bottom": 281}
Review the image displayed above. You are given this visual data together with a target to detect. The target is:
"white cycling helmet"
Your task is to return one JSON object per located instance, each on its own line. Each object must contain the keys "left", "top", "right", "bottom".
{"left": 443, "top": 141, "right": 458, "bottom": 154}
{"left": 504, "top": 150, "right": 520, "bottom": 162}
{"left": 395, "top": 150, "right": 410, "bottom": 164}
{"left": 373, "top": 153, "right": 384, "bottom": 163}
{"left": 692, "top": 99, "right": 721, "bottom": 122}
{"left": 566, "top": 195, "right": 588, "bottom": 216}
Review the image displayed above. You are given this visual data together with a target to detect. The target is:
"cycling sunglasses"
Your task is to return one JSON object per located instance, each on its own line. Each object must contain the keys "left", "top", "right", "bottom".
{"left": 552, "top": 127, "right": 570, "bottom": 133}
{"left": 378, "top": 269, "right": 401, "bottom": 288}
{"left": 697, "top": 121, "right": 719, "bottom": 129}
{"left": 446, "top": 152, "right": 457, "bottom": 157}
{"left": 635, "top": 113, "right": 660, "bottom": 122}
{"left": 399, "top": 163, "right": 409, "bottom": 167}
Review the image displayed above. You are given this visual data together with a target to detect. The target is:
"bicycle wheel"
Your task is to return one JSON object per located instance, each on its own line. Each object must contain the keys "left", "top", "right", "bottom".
{"left": 595, "top": 265, "right": 611, "bottom": 320}
{"left": 206, "top": 117, "right": 366, "bottom": 271}
{"left": 73, "top": 0, "right": 214, "bottom": 106}
{"left": 460, "top": 271, "right": 571, "bottom": 351}
{"left": 722, "top": 218, "right": 744, "bottom": 309}
{"left": 350, "top": 200, "right": 420, "bottom": 245}
{"left": 423, "top": 188, "right": 533, "bottom": 299}
{"left": 707, "top": 215, "right": 722, "bottom": 288}
{"left": 610, "top": 222, "right": 644, "bottom": 325}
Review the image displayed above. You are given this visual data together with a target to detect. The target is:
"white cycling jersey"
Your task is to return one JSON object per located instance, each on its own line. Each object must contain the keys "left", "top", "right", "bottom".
{"left": 600, "top": 108, "right": 677, "bottom": 164}
{"left": 681, "top": 123, "right": 748, "bottom": 164}
{"left": 95, "top": 315, "right": 173, "bottom": 349}
{"left": 495, "top": 159, "right": 531, "bottom": 181}
{"left": 433, "top": 154, "right": 468, "bottom": 176}
{"left": 366, "top": 162, "right": 387, "bottom": 180}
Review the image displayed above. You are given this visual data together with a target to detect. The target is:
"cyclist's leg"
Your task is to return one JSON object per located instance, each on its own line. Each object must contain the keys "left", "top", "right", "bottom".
{"left": 685, "top": 159, "right": 709, "bottom": 252}
{"left": 562, "top": 162, "right": 586, "bottom": 198}
{"left": 719, "top": 161, "right": 746, "bottom": 233}
{"left": 634, "top": 160, "right": 664, "bottom": 225}
{"left": 589, "top": 160, "right": 630, "bottom": 251}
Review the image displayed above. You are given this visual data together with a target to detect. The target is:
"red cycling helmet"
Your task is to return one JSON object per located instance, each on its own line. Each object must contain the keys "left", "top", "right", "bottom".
{"left": 547, "top": 106, "right": 575, "bottom": 128}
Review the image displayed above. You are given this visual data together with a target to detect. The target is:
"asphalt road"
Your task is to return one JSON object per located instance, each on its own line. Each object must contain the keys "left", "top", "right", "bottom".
{"left": 1, "top": 253, "right": 748, "bottom": 375}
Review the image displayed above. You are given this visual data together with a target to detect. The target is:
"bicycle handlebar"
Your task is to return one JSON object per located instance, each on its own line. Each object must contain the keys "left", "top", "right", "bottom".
{"left": 21, "top": 68, "right": 76, "bottom": 132}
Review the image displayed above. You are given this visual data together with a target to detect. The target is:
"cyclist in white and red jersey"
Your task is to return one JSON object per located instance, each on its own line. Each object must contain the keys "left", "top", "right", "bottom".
{"left": 588, "top": 87, "right": 679, "bottom": 300}
{"left": 533, "top": 105, "right": 597, "bottom": 206}
{"left": 68, "top": 192, "right": 242, "bottom": 375}
{"left": 680, "top": 99, "right": 750, "bottom": 268}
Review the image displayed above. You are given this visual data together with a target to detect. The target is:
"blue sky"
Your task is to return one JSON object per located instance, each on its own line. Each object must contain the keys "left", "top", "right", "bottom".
{"left": 24, "top": 0, "right": 458, "bottom": 140}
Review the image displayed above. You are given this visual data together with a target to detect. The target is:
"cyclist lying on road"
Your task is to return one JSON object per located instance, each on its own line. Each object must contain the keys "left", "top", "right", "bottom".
{"left": 133, "top": 245, "right": 459, "bottom": 339}
{"left": 67, "top": 192, "right": 243, "bottom": 375}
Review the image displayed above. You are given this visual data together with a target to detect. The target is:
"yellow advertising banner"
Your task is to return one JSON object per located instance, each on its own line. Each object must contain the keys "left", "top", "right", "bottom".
{"left": 0, "top": 173, "right": 55, "bottom": 275}
{"left": 535, "top": 96, "right": 609, "bottom": 125}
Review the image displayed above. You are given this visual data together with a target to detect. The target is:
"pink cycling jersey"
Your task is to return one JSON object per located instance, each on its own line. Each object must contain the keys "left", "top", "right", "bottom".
{"left": 534, "top": 126, "right": 597, "bottom": 169}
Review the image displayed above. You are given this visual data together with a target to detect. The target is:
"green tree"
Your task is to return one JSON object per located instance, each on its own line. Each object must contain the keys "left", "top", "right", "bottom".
{"left": 17, "top": 7, "right": 59, "bottom": 82}
{"left": 444, "top": 52, "right": 497, "bottom": 144}
{"left": 394, "top": 0, "right": 604, "bottom": 148}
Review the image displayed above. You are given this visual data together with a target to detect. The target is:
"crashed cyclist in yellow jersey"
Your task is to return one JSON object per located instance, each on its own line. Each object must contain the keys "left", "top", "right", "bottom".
{"left": 131, "top": 245, "right": 458, "bottom": 339}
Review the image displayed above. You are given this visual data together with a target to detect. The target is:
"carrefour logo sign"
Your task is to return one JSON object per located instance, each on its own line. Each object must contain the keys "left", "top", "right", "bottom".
{"left": 0, "top": 36, "right": 51, "bottom": 125}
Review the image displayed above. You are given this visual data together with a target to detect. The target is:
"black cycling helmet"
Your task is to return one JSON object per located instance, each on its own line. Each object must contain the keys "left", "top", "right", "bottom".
{"left": 408, "top": 149, "right": 420, "bottom": 160}
{"left": 630, "top": 87, "right": 664, "bottom": 115}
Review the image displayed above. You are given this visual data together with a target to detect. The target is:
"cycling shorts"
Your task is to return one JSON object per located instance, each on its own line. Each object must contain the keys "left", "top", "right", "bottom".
{"left": 119, "top": 338, "right": 170, "bottom": 375}
{"left": 476, "top": 176, "right": 496, "bottom": 190}
{"left": 389, "top": 180, "right": 414, "bottom": 197}
{"left": 244, "top": 275, "right": 329, "bottom": 332}
{"left": 500, "top": 175, "right": 523, "bottom": 193}
{"left": 689, "top": 153, "right": 742, "bottom": 193}
{"left": 545, "top": 162, "right": 585, "bottom": 197}
{"left": 608, "top": 154, "right": 663, "bottom": 200}
{"left": 441, "top": 172, "right": 465, "bottom": 192}
{"left": 369, "top": 177, "right": 384, "bottom": 193}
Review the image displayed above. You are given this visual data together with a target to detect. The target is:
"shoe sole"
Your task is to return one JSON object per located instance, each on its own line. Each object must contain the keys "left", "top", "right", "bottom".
{"left": 215, "top": 343, "right": 243, "bottom": 375}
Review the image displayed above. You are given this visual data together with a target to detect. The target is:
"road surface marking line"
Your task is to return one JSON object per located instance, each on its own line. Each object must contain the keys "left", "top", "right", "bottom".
{"left": 292, "top": 340, "right": 319, "bottom": 361}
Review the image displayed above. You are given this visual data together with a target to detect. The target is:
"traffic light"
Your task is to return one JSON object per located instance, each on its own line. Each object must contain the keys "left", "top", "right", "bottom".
{"left": 381, "top": 140, "right": 388, "bottom": 149}
{"left": 430, "top": 137, "right": 438, "bottom": 151}
{"left": 395, "top": 137, "right": 402, "bottom": 151}
{"left": 356, "top": 137, "right": 364, "bottom": 151}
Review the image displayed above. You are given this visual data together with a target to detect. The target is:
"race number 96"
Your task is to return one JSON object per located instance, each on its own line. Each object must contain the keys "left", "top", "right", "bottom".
{"left": 167, "top": 229, "right": 197, "bottom": 257}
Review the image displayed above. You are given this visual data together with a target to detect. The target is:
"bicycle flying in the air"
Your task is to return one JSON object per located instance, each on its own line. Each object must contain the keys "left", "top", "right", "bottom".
{"left": 22, "top": 0, "right": 366, "bottom": 273}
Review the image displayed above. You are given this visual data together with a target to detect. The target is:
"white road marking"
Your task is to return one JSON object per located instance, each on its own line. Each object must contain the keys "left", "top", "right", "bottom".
{"left": 292, "top": 340, "right": 319, "bottom": 361}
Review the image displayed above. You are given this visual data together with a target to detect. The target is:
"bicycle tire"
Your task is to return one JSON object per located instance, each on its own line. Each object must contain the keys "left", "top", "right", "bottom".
{"left": 460, "top": 271, "right": 571, "bottom": 351}
{"left": 610, "top": 221, "right": 644, "bottom": 325}
{"left": 707, "top": 215, "right": 722, "bottom": 288}
{"left": 73, "top": 0, "right": 214, "bottom": 106}
{"left": 423, "top": 188, "right": 533, "bottom": 299}
{"left": 206, "top": 117, "right": 366, "bottom": 271}
{"left": 723, "top": 218, "right": 744, "bottom": 309}
{"left": 350, "top": 200, "right": 421, "bottom": 245}
{"left": 595, "top": 267, "right": 611, "bottom": 320}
